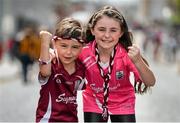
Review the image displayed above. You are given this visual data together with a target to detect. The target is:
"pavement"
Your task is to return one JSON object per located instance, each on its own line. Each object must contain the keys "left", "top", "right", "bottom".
{"left": 0, "top": 56, "right": 20, "bottom": 83}
{"left": 0, "top": 55, "right": 180, "bottom": 122}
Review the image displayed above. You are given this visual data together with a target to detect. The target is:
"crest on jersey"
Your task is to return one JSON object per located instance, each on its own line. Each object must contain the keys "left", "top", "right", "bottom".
{"left": 56, "top": 78, "right": 62, "bottom": 84}
{"left": 116, "top": 71, "right": 124, "bottom": 80}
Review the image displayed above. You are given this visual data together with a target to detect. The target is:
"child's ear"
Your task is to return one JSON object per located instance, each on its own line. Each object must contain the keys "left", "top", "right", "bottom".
{"left": 90, "top": 28, "right": 95, "bottom": 36}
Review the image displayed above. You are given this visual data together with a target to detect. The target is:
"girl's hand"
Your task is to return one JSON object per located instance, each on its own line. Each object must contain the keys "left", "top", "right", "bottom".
{"left": 39, "top": 31, "right": 52, "bottom": 44}
{"left": 128, "top": 44, "right": 156, "bottom": 87}
{"left": 128, "top": 44, "right": 142, "bottom": 64}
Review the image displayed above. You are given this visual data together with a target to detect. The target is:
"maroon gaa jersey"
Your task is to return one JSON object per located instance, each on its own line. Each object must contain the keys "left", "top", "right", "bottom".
{"left": 36, "top": 58, "right": 85, "bottom": 122}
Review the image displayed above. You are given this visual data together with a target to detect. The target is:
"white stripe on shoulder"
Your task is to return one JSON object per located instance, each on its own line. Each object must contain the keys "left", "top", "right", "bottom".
{"left": 86, "top": 61, "right": 96, "bottom": 70}
{"left": 83, "top": 46, "right": 90, "bottom": 49}
{"left": 83, "top": 56, "right": 91, "bottom": 63}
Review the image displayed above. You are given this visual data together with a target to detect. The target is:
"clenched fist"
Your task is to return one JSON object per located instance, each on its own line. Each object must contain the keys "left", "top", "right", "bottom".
{"left": 128, "top": 44, "right": 142, "bottom": 64}
{"left": 39, "top": 31, "right": 52, "bottom": 44}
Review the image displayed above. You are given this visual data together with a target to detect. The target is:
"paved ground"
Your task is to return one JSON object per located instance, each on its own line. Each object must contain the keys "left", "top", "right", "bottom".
{"left": 0, "top": 55, "right": 180, "bottom": 122}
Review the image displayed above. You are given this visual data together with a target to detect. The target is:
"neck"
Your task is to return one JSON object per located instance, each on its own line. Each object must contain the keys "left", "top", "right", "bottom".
{"left": 97, "top": 45, "right": 114, "bottom": 63}
{"left": 63, "top": 62, "right": 76, "bottom": 75}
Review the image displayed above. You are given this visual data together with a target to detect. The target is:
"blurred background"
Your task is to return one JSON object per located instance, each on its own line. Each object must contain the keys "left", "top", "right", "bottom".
{"left": 0, "top": 0, "right": 180, "bottom": 122}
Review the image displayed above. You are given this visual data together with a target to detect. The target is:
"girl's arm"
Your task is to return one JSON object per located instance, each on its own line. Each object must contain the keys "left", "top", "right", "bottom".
{"left": 39, "top": 31, "right": 52, "bottom": 77}
{"left": 128, "top": 44, "right": 156, "bottom": 86}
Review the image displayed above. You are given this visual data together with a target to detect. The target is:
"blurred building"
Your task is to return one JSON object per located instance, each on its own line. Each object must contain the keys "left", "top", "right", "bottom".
{"left": 0, "top": 0, "right": 171, "bottom": 42}
{"left": 137, "top": 0, "right": 171, "bottom": 24}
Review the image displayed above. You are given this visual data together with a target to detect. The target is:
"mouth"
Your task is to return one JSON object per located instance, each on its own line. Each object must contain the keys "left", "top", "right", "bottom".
{"left": 102, "top": 40, "right": 112, "bottom": 43}
{"left": 64, "top": 56, "right": 73, "bottom": 60}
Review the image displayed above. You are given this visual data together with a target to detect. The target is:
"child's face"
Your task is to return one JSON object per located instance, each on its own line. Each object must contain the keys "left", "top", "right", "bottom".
{"left": 55, "top": 39, "right": 83, "bottom": 66}
{"left": 91, "top": 15, "right": 123, "bottom": 50}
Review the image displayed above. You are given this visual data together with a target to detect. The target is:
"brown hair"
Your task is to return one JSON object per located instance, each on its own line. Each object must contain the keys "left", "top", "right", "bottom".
{"left": 54, "top": 17, "right": 83, "bottom": 42}
{"left": 85, "top": 5, "right": 132, "bottom": 51}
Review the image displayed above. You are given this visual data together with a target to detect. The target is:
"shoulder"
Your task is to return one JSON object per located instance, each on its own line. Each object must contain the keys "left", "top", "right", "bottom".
{"left": 82, "top": 42, "right": 94, "bottom": 52}
{"left": 79, "top": 42, "right": 95, "bottom": 60}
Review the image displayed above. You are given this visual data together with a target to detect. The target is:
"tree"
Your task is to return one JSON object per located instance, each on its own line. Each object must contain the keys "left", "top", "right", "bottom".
{"left": 169, "top": 0, "right": 180, "bottom": 24}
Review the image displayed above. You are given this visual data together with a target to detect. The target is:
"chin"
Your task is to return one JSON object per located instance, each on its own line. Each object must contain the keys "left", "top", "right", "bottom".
{"left": 101, "top": 44, "right": 114, "bottom": 49}
{"left": 61, "top": 60, "right": 73, "bottom": 65}
{"left": 99, "top": 42, "right": 114, "bottom": 48}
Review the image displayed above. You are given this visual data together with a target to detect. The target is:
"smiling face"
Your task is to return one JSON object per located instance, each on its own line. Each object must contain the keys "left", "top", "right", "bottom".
{"left": 55, "top": 38, "right": 83, "bottom": 66}
{"left": 91, "top": 15, "right": 123, "bottom": 50}
{"left": 53, "top": 18, "right": 84, "bottom": 66}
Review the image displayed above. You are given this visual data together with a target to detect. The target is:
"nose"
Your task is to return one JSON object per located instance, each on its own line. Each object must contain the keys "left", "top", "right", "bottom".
{"left": 104, "top": 31, "right": 110, "bottom": 38}
{"left": 66, "top": 47, "right": 72, "bottom": 54}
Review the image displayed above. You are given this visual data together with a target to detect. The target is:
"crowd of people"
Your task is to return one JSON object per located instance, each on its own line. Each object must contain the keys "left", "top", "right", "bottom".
{"left": 1, "top": 26, "right": 41, "bottom": 84}
{"left": 132, "top": 20, "right": 180, "bottom": 74}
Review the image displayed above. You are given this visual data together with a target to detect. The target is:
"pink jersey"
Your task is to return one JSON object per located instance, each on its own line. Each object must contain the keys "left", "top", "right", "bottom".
{"left": 79, "top": 41, "right": 142, "bottom": 115}
{"left": 36, "top": 58, "right": 85, "bottom": 122}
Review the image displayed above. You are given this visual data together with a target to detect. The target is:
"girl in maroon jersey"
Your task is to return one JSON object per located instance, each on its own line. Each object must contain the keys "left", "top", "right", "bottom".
{"left": 36, "top": 17, "right": 85, "bottom": 122}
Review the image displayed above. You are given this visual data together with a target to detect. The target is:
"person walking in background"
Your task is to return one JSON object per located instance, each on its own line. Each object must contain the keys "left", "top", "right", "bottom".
{"left": 79, "top": 5, "right": 156, "bottom": 122}
{"left": 152, "top": 23, "right": 162, "bottom": 62}
{"left": 36, "top": 17, "right": 85, "bottom": 122}
{"left": 19, "top": 27, "right": 41, "bottom": 83}
{"left": 0, "top": 41, "right": 3, "bottom": 62}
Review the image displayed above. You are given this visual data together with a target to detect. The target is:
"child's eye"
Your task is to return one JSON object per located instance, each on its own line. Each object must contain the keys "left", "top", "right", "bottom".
{"left": 60, "top": 44, "right": 67, "bottom": 48}
{"left": 97, "top": 27, "right": 106, "bottom": 32}
{"left": 98, "top": 28, "right": 105, "bottom": 32}
{"left": 72, "top": 45, "right": 80, "bottom": 49}
{"left": 111, "top": 29, "right": 117, "bottom": 32}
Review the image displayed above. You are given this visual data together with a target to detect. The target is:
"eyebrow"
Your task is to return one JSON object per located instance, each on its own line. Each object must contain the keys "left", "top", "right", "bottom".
{"left": 58, "top": 41, "right": 82, "bottom": 46}
{"left": 110, "top": 27, "right": 120, "bottom": 30}
{"left": 97, "top": 26, "right": 120, "bottom": 30}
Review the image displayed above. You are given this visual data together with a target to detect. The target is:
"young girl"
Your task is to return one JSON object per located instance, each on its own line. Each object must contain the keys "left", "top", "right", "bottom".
{"left": 79, "top": 6, "right": 156, "bottom": 122}
{"left": 36, "top": 18, "right": 85, "bottom": 122}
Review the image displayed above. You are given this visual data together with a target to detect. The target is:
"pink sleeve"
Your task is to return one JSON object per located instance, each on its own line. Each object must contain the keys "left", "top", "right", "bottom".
{"left": 126, "top": 55, "right": 142, "bottom": 82}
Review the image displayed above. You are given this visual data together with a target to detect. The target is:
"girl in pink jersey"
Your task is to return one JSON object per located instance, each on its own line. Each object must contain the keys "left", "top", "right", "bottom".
{"left": 36, "top": 18, "right": 85, "bottom": 122}
{"left": 79, "top": 5, "right": 156, "bottom": 122}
